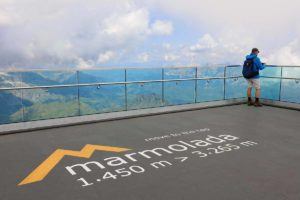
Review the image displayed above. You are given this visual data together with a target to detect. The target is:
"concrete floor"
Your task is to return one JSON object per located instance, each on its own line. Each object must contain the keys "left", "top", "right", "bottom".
{"left": 0, "top": 105, "right": 299, "bottom": 200}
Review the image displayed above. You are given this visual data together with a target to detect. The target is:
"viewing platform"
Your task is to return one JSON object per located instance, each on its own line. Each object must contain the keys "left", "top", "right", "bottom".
{"left": 0, "top": 65, "right": 299, "bottom": 200}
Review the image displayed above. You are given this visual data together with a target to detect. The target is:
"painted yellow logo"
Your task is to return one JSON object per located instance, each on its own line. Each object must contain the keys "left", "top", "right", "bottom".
{"left": 18, "top": 144, "right": 130, "bottom": 186}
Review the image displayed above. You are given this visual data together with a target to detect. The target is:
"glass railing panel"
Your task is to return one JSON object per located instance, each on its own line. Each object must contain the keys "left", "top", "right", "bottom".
{"left": 21, "top": 71, "right": 77, "bottom": 86}
{"left": 0, "top": 90, "right": 23, "bottom": 124}
{"left": 260, "top": 78, "right": 280, "bottom": 100}
{"left": 79, "top": 84, "right": 125, "bottom": 115}
{"left": 197, "top": 66, "right": 225, "bottom": 78}
{"left": 282, "top": 67, "right": 300, "bottom": 79}
{"left": 22, "top": 87, "right": 79, "bottom": 121}
{"left": 164, "top": 80, "right": 195, "bottom": 106}
{"left": 281, "top": 79, "right": 300, "bottom": 103}
{"left": 225, "top": 65, "right": 242, "bottom": 77}
{"left": 126, "top": 68, "right": 162, "bottom": 81}
{"left": 260, "top": 66, "right": 281, "bottom": 77}
{"left": 197, "top": 79, "right": 224, "bottom": 102}
{"left": 0, "top": 72, "right": 22, "bottom": 88}
{"left": 1, "top": 66, "right": 299, "bottom": 126}
{"left": 127, "top": 82, "right": 163, "bottom": 110}
{"left": 164, "top": 67, "right": 196, "bottom": 79}
{"left": 225, "top": 77, "right": 247, "bottom": 99}
{"left": 78, "top": 69, "right": 125, "bottom": 83}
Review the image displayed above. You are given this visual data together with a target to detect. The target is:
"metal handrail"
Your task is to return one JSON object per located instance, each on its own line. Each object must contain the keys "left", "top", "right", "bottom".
{"left": 0, "top": 65, "right": 202, "bottom": 72}
{"left": 1, "top": 65, "right": 299, "bottom": 72}
{"left": 260, "top": 76, "right": 300, "bottom": 80}
{"left": 227, "top": 65, "right": 300, "bottom": 68}
{"left": 0, "top": 76, "right": 243, "bottom": 91}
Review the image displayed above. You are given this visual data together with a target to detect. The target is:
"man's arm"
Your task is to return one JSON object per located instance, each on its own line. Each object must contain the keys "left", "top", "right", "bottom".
{"left": 255, "top": 57, "right": 265, "bottom": 70}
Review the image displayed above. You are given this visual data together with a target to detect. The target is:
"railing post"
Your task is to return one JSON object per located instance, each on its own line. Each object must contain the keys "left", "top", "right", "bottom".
{"left": 162, "top": 68, "right": 165, "bottom": 105}
{"left": 194, "top": 67, "right": 198, "bottom": 103}
{"left": 125, "top": 69, "right": 128, "bottom": 111}
{"left": 279, "top": 66, "right": 283, "bottom": 101}
{"left": 76, "top": 70, "right": 81, "bottom": 116}
{"left": 223, "top": 66, "right": 227, "bottom": 100}
{"left": 20, "top": 72, "right": 25, "bottom": 122}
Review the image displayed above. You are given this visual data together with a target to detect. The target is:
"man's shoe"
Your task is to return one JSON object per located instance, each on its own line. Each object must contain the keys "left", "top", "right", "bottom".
{"left": 254, "top": 101, "right": 263, "bottom": 107}
{"left": 247, "top": 100, "right": 254, "bottom": 106}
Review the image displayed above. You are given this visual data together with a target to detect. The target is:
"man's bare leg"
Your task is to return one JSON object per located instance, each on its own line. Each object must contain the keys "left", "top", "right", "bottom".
{"left": 255, "top": 89, "right": 260, "bottom": 98}
{"left": 247, "top": 87, "right": 252, "bottom": 97}
{"left": 247, "top": 87, "right": 254, "bottom": 105}
{"left": 254, "top": 89, "right": 262, "bottom": 107}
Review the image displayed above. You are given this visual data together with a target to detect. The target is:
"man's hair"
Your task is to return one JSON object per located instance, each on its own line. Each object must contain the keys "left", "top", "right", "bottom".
{"left": 251, "top": 48, "right": 259, "bottom": 53}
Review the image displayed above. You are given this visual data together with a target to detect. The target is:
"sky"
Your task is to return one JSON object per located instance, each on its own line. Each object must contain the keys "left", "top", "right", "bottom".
{"left": 0, "top": 0, "right": 300, "bottom": 69}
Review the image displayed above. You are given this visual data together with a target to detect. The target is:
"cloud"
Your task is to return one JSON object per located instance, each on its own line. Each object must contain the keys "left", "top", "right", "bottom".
{"left": 146, "top": 0, "right": 300, "bottom": 65}
{"left": 150, "top": 20, "right": 173, "bottom": 35}
{"left": 137, "top": 53, "right": 149, "bottom": 62}
{"left": 190, "top": 34, "right": 218, "bottom": 52}
{"left": 97, "top": 51, "right": 116, "bottom": 63}
{"left": 0, "top": 0, "right": 300, "bottom": 68}
{"left": 162, "top": 43, "right": 171, "bottom": 50}
{"left": 76, "top": 58, "right": 94, "bottom": 69}
{"left": 171, "top": 32, "right": 256, "bottom": 66}
{"left": 0, "top": 0, "right": 174, "bottom": 69}
{"left": 164, "top": 53, "right": 178, "bottom": 62}
{"left": 0, "top": 14, "right": 11, "bottom": 26}
{"left": 266, "top": 39, "right": 300, "bottom": 65}
{"left": 102, "top": 8, "right": 149, "bottom": 42}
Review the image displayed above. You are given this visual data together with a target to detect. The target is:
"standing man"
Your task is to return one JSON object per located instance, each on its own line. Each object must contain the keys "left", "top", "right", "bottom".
{"left": 242, "top": 48, "right": 265, "bottom": 107}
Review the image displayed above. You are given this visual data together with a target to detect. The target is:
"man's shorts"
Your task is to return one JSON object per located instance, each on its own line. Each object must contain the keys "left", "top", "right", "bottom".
{"left": 246, "top": 78, "right": 260, "bottom": 89}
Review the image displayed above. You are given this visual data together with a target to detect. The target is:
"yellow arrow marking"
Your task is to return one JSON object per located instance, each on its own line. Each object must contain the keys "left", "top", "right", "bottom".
{"left": 18, "top": 144, "right": 130, "bottom": 186}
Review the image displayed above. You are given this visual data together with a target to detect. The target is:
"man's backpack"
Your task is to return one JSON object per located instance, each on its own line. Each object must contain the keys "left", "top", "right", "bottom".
{"left": 242, "top": 58, "right": 259, "bottom": 79}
